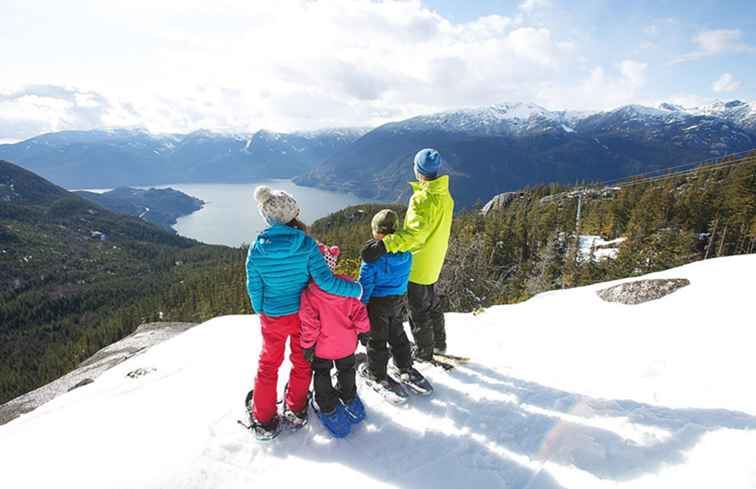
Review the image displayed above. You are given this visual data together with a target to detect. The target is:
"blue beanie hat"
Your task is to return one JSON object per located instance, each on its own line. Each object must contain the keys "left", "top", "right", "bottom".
{"left": 414, "top": 148, "right": 441, "bottom": 178}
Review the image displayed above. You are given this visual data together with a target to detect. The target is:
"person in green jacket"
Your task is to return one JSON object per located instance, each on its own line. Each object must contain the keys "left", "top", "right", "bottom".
{"left": 361, "top": 148, "right": 454, "bottom": 361}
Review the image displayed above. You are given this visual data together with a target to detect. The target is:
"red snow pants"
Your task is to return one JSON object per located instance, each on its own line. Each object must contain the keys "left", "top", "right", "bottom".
{"left": 252, "top": 313, "right": 312, "bottom": 424}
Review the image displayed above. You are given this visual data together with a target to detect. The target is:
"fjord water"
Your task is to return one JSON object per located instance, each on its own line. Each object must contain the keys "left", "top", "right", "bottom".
{"left": 79, "top": 181, "right": 365, "bottom": 247}
{"left": 164, "top": 181, "right": 364, "bottom": 247}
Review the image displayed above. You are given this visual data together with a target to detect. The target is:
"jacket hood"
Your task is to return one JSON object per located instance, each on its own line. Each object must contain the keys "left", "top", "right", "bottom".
{"left": 254, "top": 224, "right": 306, "bottom": 258}
{"left": 308, "top": 275, "right": 355, "bottom": 302}
{"left": 410, "top": 175, "right": 449, "bottom": 194}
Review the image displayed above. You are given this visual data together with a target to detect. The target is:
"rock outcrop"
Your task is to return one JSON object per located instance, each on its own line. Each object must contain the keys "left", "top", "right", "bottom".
{"left": 597, "top": 279, "right": 690, "bottom": 305}
{"left": 0, "top": 322, "right": 197, "bottom": 425}
{"left": 481, "top": 192, "right": 522, "bottom": 216}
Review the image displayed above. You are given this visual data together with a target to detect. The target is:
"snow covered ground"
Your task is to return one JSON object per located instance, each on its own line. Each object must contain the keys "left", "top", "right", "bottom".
{"left": 1, "top": 255, "right": 755, "bottom": 489}
{"left": 578, "top": 235, "right": 627, "bottom": 262}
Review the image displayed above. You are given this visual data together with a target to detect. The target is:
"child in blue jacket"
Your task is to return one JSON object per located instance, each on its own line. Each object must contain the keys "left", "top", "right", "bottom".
{"left": 246, "top": 186, "right": 362, "bottom": 441}
{"left": 358, "top": 209, "right": 415, "bottom": 384}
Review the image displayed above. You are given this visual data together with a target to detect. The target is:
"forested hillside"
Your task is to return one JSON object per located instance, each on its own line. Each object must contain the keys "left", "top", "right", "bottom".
{"left": 0, "top": 161, "right": 249, "bottom": 404}
{"left": 311, "top": 153, "right": 755, "bottom": 312}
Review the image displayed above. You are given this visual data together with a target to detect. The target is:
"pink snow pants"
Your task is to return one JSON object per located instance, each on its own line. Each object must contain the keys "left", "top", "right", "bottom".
{"left": 252, "top": 313, "right": 312, "bottom": 424}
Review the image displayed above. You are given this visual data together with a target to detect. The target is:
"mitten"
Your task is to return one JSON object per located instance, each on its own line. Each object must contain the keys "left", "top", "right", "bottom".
{"left": 303, "top": 346, "right": 315, "bottom": 363}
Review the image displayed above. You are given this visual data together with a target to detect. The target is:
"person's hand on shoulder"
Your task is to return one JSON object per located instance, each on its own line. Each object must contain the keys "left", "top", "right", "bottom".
{"left": 360, "top": 239, "right": 387, "bottom": 263}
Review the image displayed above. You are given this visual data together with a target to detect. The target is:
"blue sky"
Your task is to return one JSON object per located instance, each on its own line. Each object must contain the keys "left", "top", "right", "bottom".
{"left": 1, "top": 0, "right": 754, "bottom": 141}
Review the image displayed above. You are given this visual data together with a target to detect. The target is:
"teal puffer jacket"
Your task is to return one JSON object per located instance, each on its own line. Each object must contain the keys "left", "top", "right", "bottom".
{"left": 246, "top": 224, "right": 362, "bottom": 317}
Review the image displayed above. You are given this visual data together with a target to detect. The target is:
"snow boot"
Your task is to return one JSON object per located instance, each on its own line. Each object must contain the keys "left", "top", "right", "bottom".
{"left": 342, "top": 395, "right": 366, "bottom": 424}
{"left": 311, "top": 398, "right": 352, "bottom": 438}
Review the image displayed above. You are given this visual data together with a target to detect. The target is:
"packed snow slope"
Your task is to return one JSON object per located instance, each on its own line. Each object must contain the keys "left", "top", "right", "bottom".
{"left": 1, "top": 255, "right": 755, "bottom": 489}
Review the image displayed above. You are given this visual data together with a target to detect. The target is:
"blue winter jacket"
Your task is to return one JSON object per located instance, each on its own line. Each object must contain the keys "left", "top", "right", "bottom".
{"left": 246, "top": 225, "right": 362, "bottom": 317}
{"left": 358, "top": 251, "right": 412, "bottom": 304}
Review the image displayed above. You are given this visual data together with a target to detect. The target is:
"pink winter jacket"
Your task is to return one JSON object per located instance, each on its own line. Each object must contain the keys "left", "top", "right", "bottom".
{"left": 299, "top": 275, "right": 371, "bottom": 360}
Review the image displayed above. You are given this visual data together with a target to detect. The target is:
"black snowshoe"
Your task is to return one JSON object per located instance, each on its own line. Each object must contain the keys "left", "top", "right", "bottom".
{"left": 387, "top": 363, "right": 433, "bottom": 396}
{"left": 355, "top": 353, "right": 408, "bottom": 406}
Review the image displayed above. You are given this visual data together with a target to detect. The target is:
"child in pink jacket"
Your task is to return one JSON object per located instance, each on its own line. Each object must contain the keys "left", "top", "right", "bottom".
{"left": 300, "top": 244, "right": 371, "bottom": 437}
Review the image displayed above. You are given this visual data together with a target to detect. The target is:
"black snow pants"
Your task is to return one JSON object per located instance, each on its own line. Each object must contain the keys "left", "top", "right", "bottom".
{"left": 407, "top": 282, "right": 446, "bottom": 361}
{"left": 312, "top": 354, "right": 356, "bottom": 414}
{"left": 366, "top": 295, "right": 412, "bottom": 380}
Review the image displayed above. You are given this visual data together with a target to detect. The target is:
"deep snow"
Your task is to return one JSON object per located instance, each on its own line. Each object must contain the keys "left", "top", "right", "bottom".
{"left": 1, "top": 255, "right": 755, "bottom": 489}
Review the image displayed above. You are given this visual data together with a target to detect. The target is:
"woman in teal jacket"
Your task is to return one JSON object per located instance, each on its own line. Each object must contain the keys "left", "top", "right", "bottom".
{"left": 246, "top": 186, "right": 361, "bottom": 441}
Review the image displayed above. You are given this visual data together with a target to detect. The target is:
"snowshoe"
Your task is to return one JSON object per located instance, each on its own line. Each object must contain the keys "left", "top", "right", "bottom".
{"left": 410, "top": 341, "right": 469, "bottom": 370}
{"left": 252, "top": 415, "right": 282, "bottom": 442}
{"left": 356, "top": 361, "right": 409, "bottom": 406}
{"left": 433, "top": 352, "right": 470, "bottom": 367}
{"left": 387, "top": 364, "right": 433, "bottom": 396}
{"left": 239, "top": 389, "right": 308, "bottom": 441}
{"left": 310, "top": 397, "right": 352, "bottom": 438}
{"left": 342, "top": 395, "right": 367, "bottom": 424}
{"left": 281, "top": 382, "right": 310, "bottom": 430}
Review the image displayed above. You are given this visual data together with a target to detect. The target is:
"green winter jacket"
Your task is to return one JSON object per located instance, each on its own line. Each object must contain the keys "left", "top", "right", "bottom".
{"left": 383, "top": 175, "right": 454, "bottom": 285}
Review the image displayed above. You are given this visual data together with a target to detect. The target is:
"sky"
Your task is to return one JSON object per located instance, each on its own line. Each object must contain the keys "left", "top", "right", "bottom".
{"left": 1, "top": 0, "right": 755, "bottom": 141}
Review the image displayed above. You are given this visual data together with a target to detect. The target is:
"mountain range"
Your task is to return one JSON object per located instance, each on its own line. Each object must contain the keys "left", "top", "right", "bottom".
{"left": 296, "top": 100, "right": 756, "bottom": 207}
{"left": 0, "top": 100, "right": 754, "bottom": 208}
{"left": 0, "top": 127, "right": 369, "bottom": 189}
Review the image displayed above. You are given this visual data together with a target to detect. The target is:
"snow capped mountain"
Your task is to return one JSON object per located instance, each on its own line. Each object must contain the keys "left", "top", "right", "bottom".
{"left": 379, "top": 100, "right": 756, "bottom": 138}
{"left": 1, "top": 255, "right": 755, "bottom": 489}
{"left": 661, "top": 100, "right": 756, "bottom": 133}
{"left": 384, "top": 102, "right": 592, "bottom": 136}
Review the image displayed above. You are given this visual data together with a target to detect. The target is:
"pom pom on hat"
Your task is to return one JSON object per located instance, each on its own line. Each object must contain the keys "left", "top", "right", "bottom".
{"left": 254, "top": 185, "right": 300, "bottom": 225}
{"left": 318, "top": 243, "right": 340, "bottom": 272}
{"left": 414, "top": 148, "right": 441, "bottom": 178}
{"left": 254, "top": 185, "right": 274, "bottom": 205}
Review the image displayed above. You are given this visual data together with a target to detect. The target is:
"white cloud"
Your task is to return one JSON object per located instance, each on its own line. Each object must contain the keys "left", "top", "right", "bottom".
{"left": 0, "top": 0, "right": 678, "bottom": 141}
{"left": 674, "top": 29, "right": 755, "bottom": 63}
{"left": 0, "top": 85, "right": 141, "bottom": 141}
{"left": 1, "top": 0, "right": 587, "bottom": 139}
{"left": 536, "top": 59, "right": 648, "bottom": 110}
{"left": 712, "top": 73, "right": 741, "bottom": 93}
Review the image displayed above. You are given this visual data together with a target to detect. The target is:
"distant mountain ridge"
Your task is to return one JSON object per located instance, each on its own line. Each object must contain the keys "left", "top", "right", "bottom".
{"left": 296, "top": 100, "right": 756, "bottom": 207}
{"left": 0, "top": 127, "right": 369, "bottom": 189}
{"left": 2, "top": 100, "right": 754, "bottom": 209}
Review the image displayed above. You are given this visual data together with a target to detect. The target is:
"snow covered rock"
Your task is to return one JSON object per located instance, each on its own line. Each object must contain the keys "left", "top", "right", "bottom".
{"left": 0, "top": 321, "right": 197, "bottom": 425}
{"left": 481, "top": 191, "right": 522, "bottom": 215}
{"left": 596, "top": 278, "right": 690, "bottom": 305}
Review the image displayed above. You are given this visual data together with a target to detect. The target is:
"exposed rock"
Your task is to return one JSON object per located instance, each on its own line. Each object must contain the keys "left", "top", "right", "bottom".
{"left": 0, "top": 321, "right": 197, "bottom": 425}
{"left": 127, "top": 368, "right": 156, "bottom": 379}
{"left": 67, "top": 378, "right": 94, "bottom": 392}
{"left": 481, "top": 192, "right": 521, "bottom": 216}
{"left": 597, "top": 279, "right": 690, "bottom": 305}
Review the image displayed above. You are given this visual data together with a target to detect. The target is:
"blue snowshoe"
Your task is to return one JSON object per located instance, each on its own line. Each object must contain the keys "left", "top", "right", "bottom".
{"left": 342, "top": 395, "right": 366, "bottom": 424}
{"left": 310, "top": 397, "right": 352, "bottom": 438}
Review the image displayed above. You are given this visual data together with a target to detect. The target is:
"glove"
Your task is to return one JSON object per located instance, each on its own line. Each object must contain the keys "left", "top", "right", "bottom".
{"left": 360, "top": 239, "right": 387, "bottom": 262}
{"left": 358, "top": 333, "right": 370, "bottom": 347}
{"left": 303, "top": 347, "right": 315, "bottom": 363}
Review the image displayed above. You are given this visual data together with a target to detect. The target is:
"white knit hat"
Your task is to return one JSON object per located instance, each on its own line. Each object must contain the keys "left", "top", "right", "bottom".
{"left": 254, "top": 186, "right": 300, "bottom": 225}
